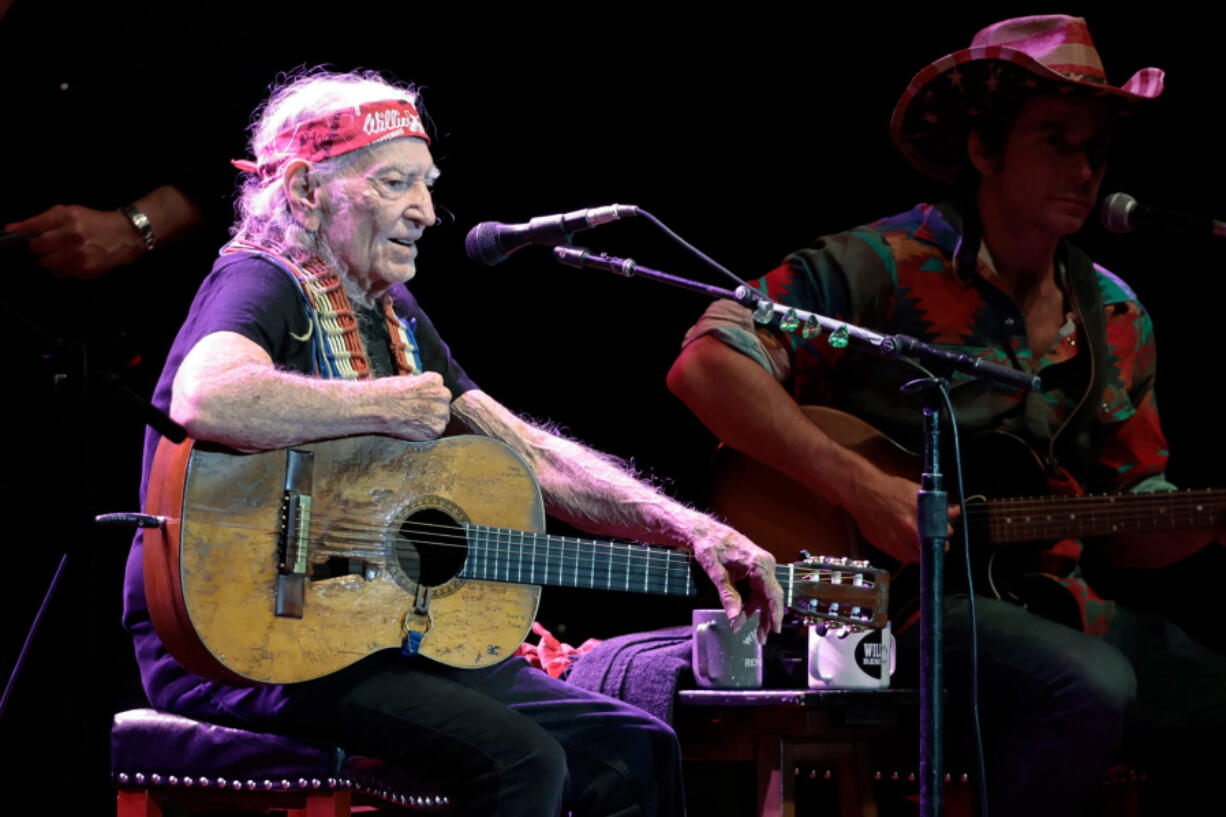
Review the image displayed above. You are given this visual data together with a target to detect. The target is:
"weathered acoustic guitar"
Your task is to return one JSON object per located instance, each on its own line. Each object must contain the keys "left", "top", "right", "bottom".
{"left": 142, "top": 433, "right": 889, "bottom": 685}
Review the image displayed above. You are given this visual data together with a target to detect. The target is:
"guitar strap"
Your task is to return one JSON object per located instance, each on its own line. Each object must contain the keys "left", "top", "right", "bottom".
{"left": 936, "top": 203, "right": 1109, "bottom": 481}
{"left": 1046, "top": 241, "right": 1110, "bottom": 480}
{"left": 1025, "top": 242, "right": 1120, "bottom": 636}
{"left": 219, "top": 241, "right": 423, "bottom": 379}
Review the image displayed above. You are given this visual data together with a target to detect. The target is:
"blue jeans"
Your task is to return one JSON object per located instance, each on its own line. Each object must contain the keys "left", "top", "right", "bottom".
{"left": 898, "top": 595, "right": 1226, "bottom": 816}
{"left": 897, "top": 596, "right": 1134, "bottom": 817}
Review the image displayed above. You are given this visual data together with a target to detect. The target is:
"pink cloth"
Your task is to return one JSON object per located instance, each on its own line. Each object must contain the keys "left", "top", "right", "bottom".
{"left": 514, "top": 622, "right": 602, "bottom": 679}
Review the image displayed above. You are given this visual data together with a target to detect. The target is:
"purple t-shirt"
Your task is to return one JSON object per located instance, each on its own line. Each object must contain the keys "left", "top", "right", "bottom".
{"left": 121, "top": 252, "right": 477, "bottom": 720}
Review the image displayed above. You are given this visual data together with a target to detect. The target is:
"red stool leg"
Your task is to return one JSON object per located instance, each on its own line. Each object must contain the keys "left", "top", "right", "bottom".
{"left": 293, "top": 790, "right": 351, "bottom": 817}
{"left": 117, "top": 790, "right": 163, "bottom": 817}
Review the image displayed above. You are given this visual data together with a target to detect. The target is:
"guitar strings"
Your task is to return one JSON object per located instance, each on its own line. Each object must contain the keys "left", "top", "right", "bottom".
{"left": 213, "top": 513, "right": 700, "bottom": 582}
{"left": 293, "top": 533, "right": 876, "bottom": 593}
{"left": 971, "top": 507, "right": 1222, "bottom": 534}
{"left": 959, "top": 497, "right": 1225, "bottom": 531}
{"left": 175, "top": 514, "right": 880, "bottom": 589}
{"left": 304, "top": 533, "right": 875, "bottom": 591}
{"left": 959, "top": 491, "right": 1226, "bottom": 513}
{"left": 193, "top": 510, "right": 685, "bottom": 561}
{"left": 297, "top": 515, "right": 885, "bottom": 585}
{"left": 318, "top": 518, "right": 696, "bottom": 571}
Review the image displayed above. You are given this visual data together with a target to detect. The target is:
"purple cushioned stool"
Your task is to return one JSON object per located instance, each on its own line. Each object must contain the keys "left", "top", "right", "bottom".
{"left": 111, "top": 708, "right": 453, "bottom": 816}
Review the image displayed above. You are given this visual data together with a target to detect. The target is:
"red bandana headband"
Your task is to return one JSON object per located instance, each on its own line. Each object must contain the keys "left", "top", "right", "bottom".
{"left": 232, "top": 98, "right": 430, "bottom": 179}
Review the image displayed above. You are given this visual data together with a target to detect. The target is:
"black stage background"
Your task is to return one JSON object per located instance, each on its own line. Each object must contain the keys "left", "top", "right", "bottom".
{"left": 1, "top": 3, "right": 1222, "bottom": 813}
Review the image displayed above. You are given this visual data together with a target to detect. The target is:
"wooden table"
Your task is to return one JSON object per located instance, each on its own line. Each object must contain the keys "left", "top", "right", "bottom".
{"left": 675, "top": 688, "right": 916, "bottom": 817}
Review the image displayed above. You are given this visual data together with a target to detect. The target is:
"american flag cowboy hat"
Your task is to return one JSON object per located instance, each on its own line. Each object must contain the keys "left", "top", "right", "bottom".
{"left": 890, "top": 14, "right": 1165, "bottom": 183}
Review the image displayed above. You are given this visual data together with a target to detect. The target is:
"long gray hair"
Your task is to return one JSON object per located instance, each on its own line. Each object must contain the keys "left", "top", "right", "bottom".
{"left": 230, "top": 69, "right": 422, "bottom": 265}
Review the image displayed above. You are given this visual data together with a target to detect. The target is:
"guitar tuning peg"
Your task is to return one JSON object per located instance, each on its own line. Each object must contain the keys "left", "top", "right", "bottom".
{"left": 799, "top": 549, "right": 811, "bottom": 560}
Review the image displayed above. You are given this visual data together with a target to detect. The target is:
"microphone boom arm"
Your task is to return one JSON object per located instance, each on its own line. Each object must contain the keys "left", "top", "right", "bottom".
{"left": 553, "top": 246, "right": 1040, "bottom": 393}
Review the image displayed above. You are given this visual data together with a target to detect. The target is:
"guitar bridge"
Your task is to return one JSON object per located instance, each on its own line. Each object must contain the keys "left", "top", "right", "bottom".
{"left": 275, "top": 448, "right": 315, "bottom": 618}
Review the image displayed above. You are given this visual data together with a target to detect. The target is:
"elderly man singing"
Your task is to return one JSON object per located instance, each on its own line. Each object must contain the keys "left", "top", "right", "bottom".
{"left": 122, "top": 69, "right": 784, "bottom": 817}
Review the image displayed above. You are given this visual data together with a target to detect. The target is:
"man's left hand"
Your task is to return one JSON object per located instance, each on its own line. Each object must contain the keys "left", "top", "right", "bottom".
{"left": 690, "top": 523, "right": 785, "bottom": 644}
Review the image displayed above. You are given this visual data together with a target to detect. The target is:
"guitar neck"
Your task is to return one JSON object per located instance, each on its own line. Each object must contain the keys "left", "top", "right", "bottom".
{"left": 975, "top": 488, "right": 1226, "bottom": 545}
{"left": 460, "top": 525, "right": 697, "bottom": 597}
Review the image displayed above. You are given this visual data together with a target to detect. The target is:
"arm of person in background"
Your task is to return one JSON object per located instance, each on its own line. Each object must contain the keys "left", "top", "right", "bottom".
{"left": 451, "top": 389, "right": 784, "bottom": 644}
{"left": 3, "top": 184, "right": 204, "bottom": 278}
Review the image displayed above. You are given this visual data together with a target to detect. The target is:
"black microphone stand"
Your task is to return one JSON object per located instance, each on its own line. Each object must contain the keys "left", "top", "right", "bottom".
{"left": 906, "top": 377, "right": 951, "bottom": 817}
{"left": 553, "top": 246, "right": 1040, "bottom": 817}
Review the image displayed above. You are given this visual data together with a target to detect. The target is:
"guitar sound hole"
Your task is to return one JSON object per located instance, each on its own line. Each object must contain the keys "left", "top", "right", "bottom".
{"left": 397, "top": 508, "right": 468, "bottom": 587}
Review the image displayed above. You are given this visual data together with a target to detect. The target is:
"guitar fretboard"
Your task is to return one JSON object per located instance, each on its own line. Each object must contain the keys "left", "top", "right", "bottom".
{"left": 459, "top": 526, "right": 890, "bottom": 628}
{"left": 460, "top": 525, "right": 696, "bottom": 597}
{"left": 972, "top": 488, "right": 1226, "bottom": 544}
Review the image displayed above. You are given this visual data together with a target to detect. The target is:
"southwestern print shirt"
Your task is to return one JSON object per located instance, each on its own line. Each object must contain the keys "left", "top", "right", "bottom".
{"left": 684, "top": 202, "right": 1171, "bottom": 497}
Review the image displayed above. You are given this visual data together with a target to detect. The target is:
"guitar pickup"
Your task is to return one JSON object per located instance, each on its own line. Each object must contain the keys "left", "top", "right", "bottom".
{"left": 275, "top": 449, "right": 315, "bottom": 618}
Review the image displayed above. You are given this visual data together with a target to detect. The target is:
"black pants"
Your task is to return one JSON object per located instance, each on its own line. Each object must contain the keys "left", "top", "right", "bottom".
{"left": 173, "top": 652, "right": 685, "bottom": 817}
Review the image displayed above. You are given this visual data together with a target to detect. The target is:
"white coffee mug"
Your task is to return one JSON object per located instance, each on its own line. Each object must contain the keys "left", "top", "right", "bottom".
{"left": 691, "top": 609, "right": 763, "bottom": 689}
{"left": 808, "top": 623, "right": 895, "bottom": 689}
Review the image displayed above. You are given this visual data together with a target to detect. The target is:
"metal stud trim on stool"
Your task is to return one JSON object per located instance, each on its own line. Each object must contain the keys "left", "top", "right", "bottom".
{"left": 113, "top": 764, "right": 450, "bottom": 807}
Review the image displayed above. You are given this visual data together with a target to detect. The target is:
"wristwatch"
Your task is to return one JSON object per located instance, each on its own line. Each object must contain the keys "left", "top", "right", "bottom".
{"left": 121, "top": 204, "right": 157, "bottom": 252}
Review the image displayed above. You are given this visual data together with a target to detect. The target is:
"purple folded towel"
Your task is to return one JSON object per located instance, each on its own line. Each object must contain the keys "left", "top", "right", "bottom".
{"left": 566, "top": 626, "right": 693, "bottom": 724}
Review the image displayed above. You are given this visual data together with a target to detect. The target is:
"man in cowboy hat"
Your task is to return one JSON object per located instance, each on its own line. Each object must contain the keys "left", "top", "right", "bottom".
{"left": 668, "top": 14, "right": 1225, "bottom": 815}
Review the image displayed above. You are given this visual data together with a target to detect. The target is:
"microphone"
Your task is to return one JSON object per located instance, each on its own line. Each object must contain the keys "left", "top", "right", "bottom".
{"left": 465, "top": 204, "right": 638, "bottom": 265}
{"left": 1100, "top": 192, "right": 1226, "bottom": 239}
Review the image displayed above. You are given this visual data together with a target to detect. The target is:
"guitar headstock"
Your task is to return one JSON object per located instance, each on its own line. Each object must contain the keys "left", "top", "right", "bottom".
{"left": 783, "top": 555, "right": 890, "bottom": 630}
